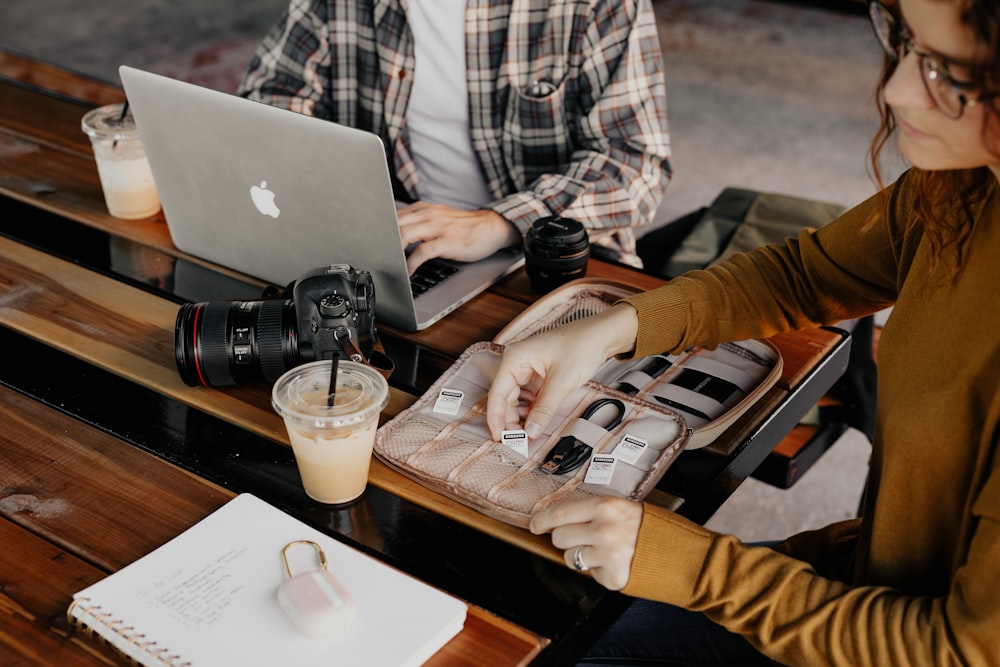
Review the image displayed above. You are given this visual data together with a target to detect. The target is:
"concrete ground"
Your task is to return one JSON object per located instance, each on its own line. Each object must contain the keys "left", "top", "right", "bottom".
{"left": 0, "top": 0, "right": 901, "bottom": 542}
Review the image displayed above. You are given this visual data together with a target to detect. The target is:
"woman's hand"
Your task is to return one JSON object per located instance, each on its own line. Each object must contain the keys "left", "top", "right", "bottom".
{"left": 486, "top": 303, "right": 639, "bottom": 440}
{"left": 531, "top": 496, "right": 643, "bottom": 590}
{"left": 397, "top": 202, "right": 520, "bottom": 274}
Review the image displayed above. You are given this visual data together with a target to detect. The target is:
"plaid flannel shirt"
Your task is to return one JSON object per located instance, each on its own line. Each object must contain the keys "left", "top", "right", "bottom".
{"left": 238, "top": 0, "right": 671, "bottom": 266}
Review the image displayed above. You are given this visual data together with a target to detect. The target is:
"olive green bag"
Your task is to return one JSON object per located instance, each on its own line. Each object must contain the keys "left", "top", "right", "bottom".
{"left": 643, "top": 188, "right": 847, "bottom": 278}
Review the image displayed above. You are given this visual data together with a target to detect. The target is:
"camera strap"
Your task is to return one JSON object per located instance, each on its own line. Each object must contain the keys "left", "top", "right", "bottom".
{"left": 340, "top": 335, "right": 395, "bottom": 381}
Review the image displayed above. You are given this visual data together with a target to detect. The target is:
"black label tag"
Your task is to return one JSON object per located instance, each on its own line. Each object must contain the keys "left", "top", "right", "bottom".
{"left": 670, "top": 368, "right": 742, "bottom": 404}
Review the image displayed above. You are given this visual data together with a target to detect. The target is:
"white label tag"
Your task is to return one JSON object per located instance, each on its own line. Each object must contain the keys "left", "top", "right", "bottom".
{"left": 584, "top": 456, "right": 617, "bottom": 485}
{"left": 500, "top": 429, "right": 530, "bottom": 457}
{"left": 432, "top": 388, "right": 464, "bottom": 415}
{"left": 610, "top": 434, "right": 648, "bottom": 465}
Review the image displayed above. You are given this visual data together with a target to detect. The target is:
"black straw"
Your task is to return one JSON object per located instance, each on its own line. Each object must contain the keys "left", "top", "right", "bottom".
{"left": 112, "top": 100, "right": 130, "bottom": 149}
{"left": 327, "top": 352, "right": 340, "bottom": 407}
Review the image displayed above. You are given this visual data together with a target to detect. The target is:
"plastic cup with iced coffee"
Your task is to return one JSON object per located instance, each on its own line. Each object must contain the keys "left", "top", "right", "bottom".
{"left": 272, "top": 360, "right": 389, "bottom": 504}
{"left": 81, "top": 103, "right": 161, "bottom": 220}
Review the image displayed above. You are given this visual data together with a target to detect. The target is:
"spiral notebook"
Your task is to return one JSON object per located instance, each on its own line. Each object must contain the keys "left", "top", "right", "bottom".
{"left": 67, "top": 494, "right": 466, "bottom": 666}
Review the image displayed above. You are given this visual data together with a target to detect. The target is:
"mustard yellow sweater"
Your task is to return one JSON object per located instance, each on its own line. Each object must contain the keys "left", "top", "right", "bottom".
{"left": 621, "top": 169, "right": 1000, "bottom": 667}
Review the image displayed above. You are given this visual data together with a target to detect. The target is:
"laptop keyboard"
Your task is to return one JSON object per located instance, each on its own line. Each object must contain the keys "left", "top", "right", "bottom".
{"left": 410, "top": 258, "right": 460, "bottom": 298}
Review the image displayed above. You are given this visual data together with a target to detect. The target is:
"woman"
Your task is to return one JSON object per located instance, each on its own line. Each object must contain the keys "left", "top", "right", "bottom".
{"left": 485, "top": 0, "right": 1000, "bottom": 665}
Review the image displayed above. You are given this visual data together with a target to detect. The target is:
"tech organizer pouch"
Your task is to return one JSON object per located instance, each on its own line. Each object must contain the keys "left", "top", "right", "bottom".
{"left": 375, "top": 279, "right": 783, "bottom": 528}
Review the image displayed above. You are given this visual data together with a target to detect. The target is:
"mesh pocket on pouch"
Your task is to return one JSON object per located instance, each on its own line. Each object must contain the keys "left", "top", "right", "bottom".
{"left": 486, "top": 468, "right": 574, "bottom": 515}
{"left": 377, "top": 415, "right": 449, "bottom": 463}
{"left": 556, "top": 485, "right": 602, "bottom": 506}
{"left": 450, "top": 445, "right": 538, "bottom": 503}
{"left": 406, "top": 430, "right": 491, "bottom": 479}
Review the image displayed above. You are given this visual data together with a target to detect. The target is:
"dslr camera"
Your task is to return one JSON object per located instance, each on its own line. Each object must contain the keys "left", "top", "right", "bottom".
{"left": 174, "top": 264, "right": 377, "bottom": 387}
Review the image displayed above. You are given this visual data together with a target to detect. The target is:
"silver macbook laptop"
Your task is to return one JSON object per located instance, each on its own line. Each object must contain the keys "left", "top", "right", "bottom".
{"left": 119, "top": 66, "right": 523, "bottom": 331}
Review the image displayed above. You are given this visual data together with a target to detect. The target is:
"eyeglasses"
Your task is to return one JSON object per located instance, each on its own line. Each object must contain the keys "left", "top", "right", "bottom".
{"left": 868, "top": 1, "right": 994, "bottom": 120}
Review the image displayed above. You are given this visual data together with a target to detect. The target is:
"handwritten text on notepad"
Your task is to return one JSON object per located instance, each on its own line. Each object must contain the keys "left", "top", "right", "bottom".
{"left": 141, "top": 547, "right": 248, "bottom": 629}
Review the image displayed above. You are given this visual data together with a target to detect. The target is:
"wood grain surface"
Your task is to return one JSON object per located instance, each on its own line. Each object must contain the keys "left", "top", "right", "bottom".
{"left": 0, "top": 387, "right": 545, "bottom": 666}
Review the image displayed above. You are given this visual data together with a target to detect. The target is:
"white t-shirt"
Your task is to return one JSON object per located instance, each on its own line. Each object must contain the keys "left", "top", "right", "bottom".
{"left": 406, "top": 0, "right": 493, "bottom": 209}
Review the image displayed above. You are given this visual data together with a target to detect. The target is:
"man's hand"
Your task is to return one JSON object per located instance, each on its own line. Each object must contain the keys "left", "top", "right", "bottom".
{"left": 398, "top": 202, "right": 520, "bottom": 274}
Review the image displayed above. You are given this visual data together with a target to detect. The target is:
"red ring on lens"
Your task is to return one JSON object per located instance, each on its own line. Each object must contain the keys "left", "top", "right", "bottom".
{"left": 191, "top": 303, "right": 209, "bottom": 387}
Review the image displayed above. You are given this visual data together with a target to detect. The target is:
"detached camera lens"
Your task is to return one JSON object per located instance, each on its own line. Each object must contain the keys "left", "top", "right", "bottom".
{"left": 523, "top": 216, "right": 590, "bottom": 293}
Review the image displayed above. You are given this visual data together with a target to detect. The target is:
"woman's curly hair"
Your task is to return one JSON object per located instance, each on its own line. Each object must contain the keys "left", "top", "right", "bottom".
{"left": 868, "top": 0, "right": 1000, "bottom": 272}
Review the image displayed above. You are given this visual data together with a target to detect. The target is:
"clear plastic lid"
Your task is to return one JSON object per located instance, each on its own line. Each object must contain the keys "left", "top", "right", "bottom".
{"left": 81, "top": 103, "right": 140, "bottom": 143}
{"left": 272, "top": 360, "right": 389, "bottom": 430}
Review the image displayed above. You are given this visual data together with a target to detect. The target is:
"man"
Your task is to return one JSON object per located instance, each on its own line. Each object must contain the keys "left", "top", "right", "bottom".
{"left": 238, "top": 0, "right": 671, "bottom": 271}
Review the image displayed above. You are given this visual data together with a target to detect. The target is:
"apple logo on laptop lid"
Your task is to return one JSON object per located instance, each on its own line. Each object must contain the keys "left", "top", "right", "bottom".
{"left": 250, "top": 180, "right": 280, "bottom": 218}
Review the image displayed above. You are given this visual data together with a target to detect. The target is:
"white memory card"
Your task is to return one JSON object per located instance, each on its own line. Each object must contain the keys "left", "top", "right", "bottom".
{"left": 584, "top": 455, "right": 617, "bottom": 485}
{"left": 432, "top": 388, "right": 464, "bottom": 415}
{"left": 610, "top": 434, "right": 648, "bottom": 465}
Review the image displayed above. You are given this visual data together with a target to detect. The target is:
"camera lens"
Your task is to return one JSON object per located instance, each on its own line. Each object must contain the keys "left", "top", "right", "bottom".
{"left": 523, "top": 216, "right": 590, "bottom": 292}
{"left": 174, "top": 299, "right": 298, "bottom": 386}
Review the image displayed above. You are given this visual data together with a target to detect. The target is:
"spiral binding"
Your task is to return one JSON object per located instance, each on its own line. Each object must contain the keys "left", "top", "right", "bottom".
{"left": 67, "top": 597, "right": 191, "bottom": 667}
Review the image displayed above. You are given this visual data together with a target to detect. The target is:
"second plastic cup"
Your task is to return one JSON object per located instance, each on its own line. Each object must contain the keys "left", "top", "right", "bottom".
{"left": 81, "top": 103, "right": 161, "bottom": 220}
{"left": 272, "top": 360, "right": 389, "bottom": 504}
